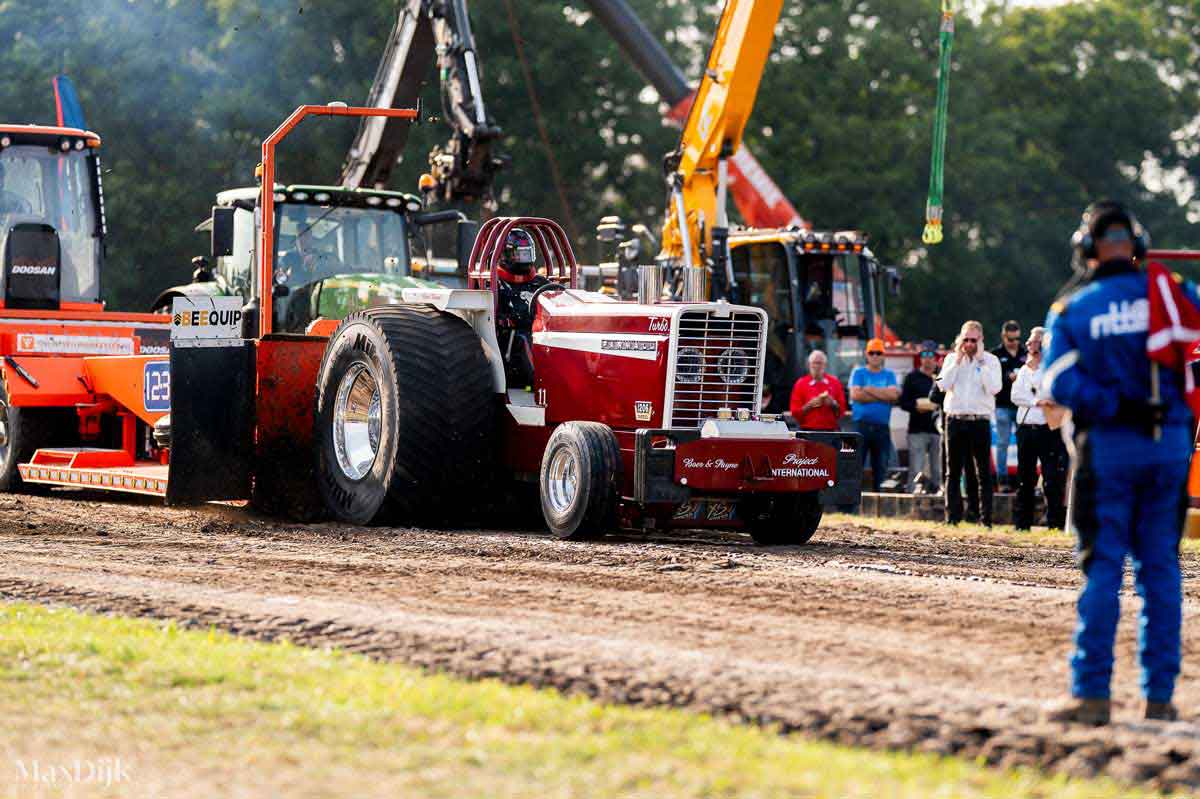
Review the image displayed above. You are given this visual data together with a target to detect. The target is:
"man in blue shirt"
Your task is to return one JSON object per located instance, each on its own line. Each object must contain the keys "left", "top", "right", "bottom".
{"left": 1042, "top": 201, "right": 1199, "bottom": 726}
{"left": 849, "top": 338, "right": 899, "bottom": 491}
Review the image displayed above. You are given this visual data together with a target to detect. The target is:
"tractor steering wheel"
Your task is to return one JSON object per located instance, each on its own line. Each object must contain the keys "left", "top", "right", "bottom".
{"left": 527, "top": 282, "right": 567, "bottom": 310}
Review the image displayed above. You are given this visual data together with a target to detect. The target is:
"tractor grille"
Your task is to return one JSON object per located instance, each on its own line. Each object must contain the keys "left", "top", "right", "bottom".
{"left": 667, "top": 308, "right": 765, "bottom": 429}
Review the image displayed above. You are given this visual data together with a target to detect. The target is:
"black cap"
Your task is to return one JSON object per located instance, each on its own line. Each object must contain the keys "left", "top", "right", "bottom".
{"left": 1085, "top": 201, "right": 1135, "bottom": 239}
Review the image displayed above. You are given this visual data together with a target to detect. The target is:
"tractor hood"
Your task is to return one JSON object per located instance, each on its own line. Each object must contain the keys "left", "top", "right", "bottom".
{"left": 531, "top": 290, "right": 768, "bottom": 431}
{"left": 312, "top": 272, "right": 441, "bottom": 319}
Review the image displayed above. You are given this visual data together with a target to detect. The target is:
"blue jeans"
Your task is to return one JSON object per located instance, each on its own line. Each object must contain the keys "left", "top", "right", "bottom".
{"left": 855, "top": 420, "right": 892, "bottom": 491}
{"left": 994, "top": 407, "right": 1016, "bottom": 479}
{"left": 1070, "top": 438, "right": 1188, "bottom": 702}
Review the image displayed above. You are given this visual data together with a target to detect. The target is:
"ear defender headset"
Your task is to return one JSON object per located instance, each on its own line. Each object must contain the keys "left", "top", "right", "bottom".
{"left": 1070, "top": 200, "right": 1150, "bottom": 261}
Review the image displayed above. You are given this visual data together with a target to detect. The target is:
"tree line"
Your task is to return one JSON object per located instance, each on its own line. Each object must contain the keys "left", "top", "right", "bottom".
{"left": 0, "top": 0, "right": 1195, "bottom": 343}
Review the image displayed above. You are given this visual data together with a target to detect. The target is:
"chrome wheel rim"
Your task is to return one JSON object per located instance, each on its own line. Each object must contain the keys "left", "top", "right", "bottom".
{"left": 333, "top": 364, "right": 381, "bottom": 481}
{"left": 545, "top": 446, "right": 580, "bottom": 514}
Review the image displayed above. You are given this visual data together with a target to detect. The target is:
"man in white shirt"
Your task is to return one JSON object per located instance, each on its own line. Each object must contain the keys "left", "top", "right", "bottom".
{"left": 1011, "top": 327, "right": 1068, "bottom": 530}
{"left": 936, "top": 320, "right": 1002, "bottom": 526}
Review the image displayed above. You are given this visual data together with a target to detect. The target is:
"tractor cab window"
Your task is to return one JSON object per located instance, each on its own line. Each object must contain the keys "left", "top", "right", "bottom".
{"left": 796, "top": 252, "right": 867, "bottom": 333}
{"left": 0, "top": 144, "right": 101, "bottom": 302}
{"left": 793, "top": 252, "right": 869, "bottom": 382}
{"left": 828, "top": 254, "right": 869, "bottom": 381}
{"left": 797, "top": 254, "right": 835, "bottom": 332}
{"left": 732, "top": 242, "right": 792, "bottom": 324}
{"left": 831, "top": 254, "right": 867, "bottom": 331}
{"left": 732, "top": 241, "right": 795, "bottom": 411}
{"left": 732, "top": 241, "right": 793, "bottom": 350}
{"left": 217, "top": 206, "right": 255, "bottom": 300}
{"left": 272, "top": 203, "right": 411, "bottom": 290}
{"left": 270, "top": 202, "right": 413, "bottom": 332}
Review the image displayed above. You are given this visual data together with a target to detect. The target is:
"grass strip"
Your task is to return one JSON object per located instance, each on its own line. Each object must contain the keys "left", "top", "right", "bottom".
{"left": 829, "top": 512, "right": 1200, "bottom": 553}
{"left": 0, "top": 602, "right": 1168, "bottom": 798}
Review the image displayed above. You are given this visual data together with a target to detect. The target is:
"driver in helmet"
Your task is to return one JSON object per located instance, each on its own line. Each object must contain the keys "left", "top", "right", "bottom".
{"left": 496, "top": 227, "right": 548, "bottom": 388}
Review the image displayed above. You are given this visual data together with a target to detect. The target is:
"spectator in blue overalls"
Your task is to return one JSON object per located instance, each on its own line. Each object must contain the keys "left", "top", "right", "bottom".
{"left": 1041, "top": 201, "right": 1198, "bottom": 725}
{"left": 849, "top": 338, "right": 899, "bottom": 491}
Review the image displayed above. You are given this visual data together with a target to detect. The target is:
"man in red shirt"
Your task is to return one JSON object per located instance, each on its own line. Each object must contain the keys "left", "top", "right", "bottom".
{"left": 789, "top": 350, "right": 846, "bottom": 430}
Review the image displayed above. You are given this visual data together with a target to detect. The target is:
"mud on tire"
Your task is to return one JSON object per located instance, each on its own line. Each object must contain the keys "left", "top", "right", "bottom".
{"left": 743, "top": 492, "right": 823, "bottom": 546}
{"left": 539, "top": 422, "right": 622, "bottom": 540}
{"left": 314, "top": 306, "right": 495, "bottom": 525}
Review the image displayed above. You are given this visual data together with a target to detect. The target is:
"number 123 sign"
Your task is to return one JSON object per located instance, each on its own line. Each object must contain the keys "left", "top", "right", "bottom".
{"left": 143, "top": 362, "right": 171, "bottom": 412}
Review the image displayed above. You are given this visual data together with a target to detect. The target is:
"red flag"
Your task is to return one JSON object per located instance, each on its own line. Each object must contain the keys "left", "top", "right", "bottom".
{"left": 1146, "top": 260, "right": 1200, "bottom": 417}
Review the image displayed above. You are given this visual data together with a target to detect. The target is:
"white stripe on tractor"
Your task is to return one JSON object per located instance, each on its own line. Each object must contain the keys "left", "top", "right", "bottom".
{"left": 531, "top": 331, "right": 666, "bottom": 361}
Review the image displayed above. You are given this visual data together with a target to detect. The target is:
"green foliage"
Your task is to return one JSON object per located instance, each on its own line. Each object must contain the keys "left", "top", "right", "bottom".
{"left": 0, "top": 0, "right": 1195, "bottom": 343}
{"left": 752, "top": 0, "right": 1200, "bottom": 342}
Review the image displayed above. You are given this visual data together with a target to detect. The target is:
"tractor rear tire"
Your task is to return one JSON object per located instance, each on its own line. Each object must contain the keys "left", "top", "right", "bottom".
{"left": 314, "top": 306, "right": 496, "bottom": 525}
{"left": 743, "top": 492, "right": 823, "bottom": 546}
{"left": 539, "top": 422, "right": 622, "bottom": 540}
{"left": 0, "top": 381, "right": 71, "bottom": 493}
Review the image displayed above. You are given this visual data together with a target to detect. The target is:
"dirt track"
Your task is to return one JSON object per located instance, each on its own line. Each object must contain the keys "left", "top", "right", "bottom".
{"left": 4, "top": 493, "right": 1200, "bottom": 791}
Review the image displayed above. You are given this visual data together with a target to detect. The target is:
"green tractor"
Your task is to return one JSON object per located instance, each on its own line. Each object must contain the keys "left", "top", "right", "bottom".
{"left": 153, "top": 184, "right": 475, "bottom": 332}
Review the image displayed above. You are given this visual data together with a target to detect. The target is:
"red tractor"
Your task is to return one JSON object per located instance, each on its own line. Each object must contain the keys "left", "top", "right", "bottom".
{"left": 13, "top": 105, "right": 862, "bottom": 544}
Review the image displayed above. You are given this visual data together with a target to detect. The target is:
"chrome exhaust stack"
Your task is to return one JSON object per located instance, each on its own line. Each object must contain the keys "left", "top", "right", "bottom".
{"left": 637, "top": 264, "right": 664, "bottom": 304}
{"left": 681, "top": 267, "right": 706, "bottom": 303}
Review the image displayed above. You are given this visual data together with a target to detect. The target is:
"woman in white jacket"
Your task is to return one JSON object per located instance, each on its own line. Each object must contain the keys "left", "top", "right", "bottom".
{"left": 1010, "top": 327, "right": 1068, "bottom": 529}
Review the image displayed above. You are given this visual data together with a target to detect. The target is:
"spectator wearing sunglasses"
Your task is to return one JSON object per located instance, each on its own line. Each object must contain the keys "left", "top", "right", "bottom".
{"left": 849, "top": 338, "right": 899, "bottom": 491}
{"left": 936, "top": 320, "right": 1002, "bottom": 526}
{"left": 899, "top": 340, "right": 942, "bottom": 494}
{"left": 991, "top": 320, "right": 1027, "bottom": 490}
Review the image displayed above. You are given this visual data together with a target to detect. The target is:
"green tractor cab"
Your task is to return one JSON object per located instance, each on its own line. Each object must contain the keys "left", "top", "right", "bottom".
{"left": 153, "top": 183, "right": 476, "bottom": 333}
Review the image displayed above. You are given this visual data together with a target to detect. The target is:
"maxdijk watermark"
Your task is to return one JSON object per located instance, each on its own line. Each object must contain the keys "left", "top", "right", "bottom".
{"left": 9, "top": 757, "right": 131, "bottom": 789}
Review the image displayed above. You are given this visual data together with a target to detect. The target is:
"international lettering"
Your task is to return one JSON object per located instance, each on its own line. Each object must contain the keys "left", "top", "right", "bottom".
{"left": 771, "top": 468, "right": 831, "bottom": 478}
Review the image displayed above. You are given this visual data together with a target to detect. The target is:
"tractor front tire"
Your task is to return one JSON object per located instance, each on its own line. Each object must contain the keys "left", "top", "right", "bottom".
{"left": 314, "top": 306, "right": 495, "bottom": 525}
{"left": 743, "top": 492, "right": 823, "bottom": 546}
{"left": 539, "top": 422, "right": 622, "bottom": 540}
{"left": 0, "top": 381, "right": 69, "bottom": 493}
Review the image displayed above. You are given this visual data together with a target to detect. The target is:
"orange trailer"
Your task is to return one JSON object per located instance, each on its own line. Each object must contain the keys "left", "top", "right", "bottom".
{"left": 0, "top": 124, "right": 170, "bottom": 491}
{"left": 4, "top": 106, "right": 414, "bottom": 508}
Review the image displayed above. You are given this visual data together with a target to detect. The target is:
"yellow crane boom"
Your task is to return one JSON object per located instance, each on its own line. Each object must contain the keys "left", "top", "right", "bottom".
{"left": 661, "top": 0, "right": 784, "bottom": 296}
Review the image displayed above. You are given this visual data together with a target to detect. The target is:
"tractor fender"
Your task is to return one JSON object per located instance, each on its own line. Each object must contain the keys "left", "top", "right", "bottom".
{"left": 150, "top": 282, "right": 227, "bottom": 314}
{"left": 395, "top": 287, "right": 506, "bottom": 394}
